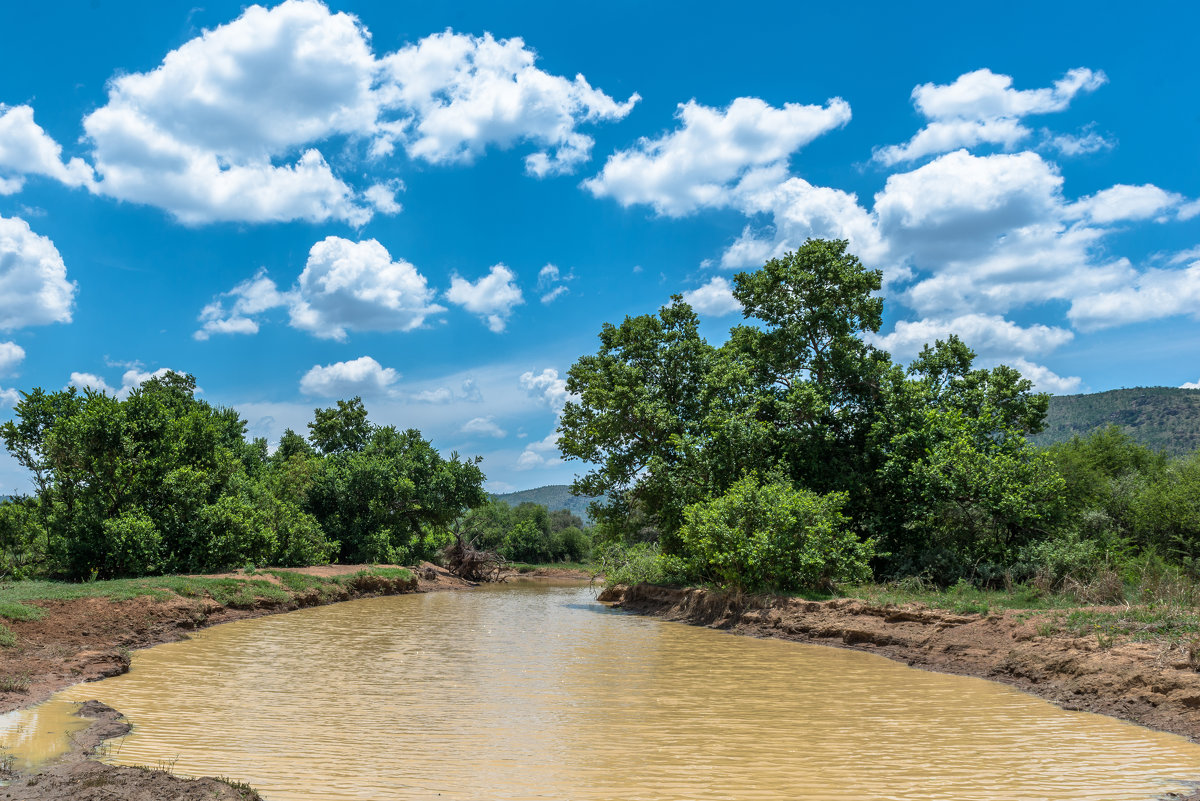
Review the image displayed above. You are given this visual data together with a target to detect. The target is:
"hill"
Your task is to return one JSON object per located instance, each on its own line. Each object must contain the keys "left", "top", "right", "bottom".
{"left": 1030, "top": 387, "right": 1200, "bottom": 456}
{"left": 491, "top": 484, "right": 599, "bottom": 523}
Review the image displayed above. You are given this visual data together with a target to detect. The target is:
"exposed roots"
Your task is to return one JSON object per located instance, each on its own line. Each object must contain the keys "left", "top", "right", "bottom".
{"left": 442, "top": 540, "right": 505, "bottom": 582}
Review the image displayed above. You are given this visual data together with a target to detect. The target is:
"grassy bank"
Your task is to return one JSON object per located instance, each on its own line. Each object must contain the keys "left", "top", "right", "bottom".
{"left": 0, "top": 567, "right": 414, "bottom": 648}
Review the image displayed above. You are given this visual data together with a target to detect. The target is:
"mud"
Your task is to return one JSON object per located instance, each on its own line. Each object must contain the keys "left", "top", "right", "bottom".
{"left": 0, "top": 565, "right": 468, "bottom": 716}
{"left": 0, "top": 563, "right": 475, "bottom": 800}
{"left": 600, "top": 583, "right": 1200, "bottom": 746}
{"left": 0, "top": 701, "right": 261, "bottom": 800}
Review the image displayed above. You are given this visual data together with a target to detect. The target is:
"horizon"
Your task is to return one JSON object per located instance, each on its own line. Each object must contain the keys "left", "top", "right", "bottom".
{"left": 1, "top": 1, "right": 1198, "bottom": 495}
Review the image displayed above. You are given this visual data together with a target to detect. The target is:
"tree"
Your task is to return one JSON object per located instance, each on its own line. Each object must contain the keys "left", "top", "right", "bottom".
{"left": 869, "top": 337, "right": 1060, "bottom": 581}
{"left": 676, "top": 474, "right": 872, "bottom": 592}
{"left": 558, "top": 297, "right": 715, "bottom": 546}
{"left": 559, "top": 239, "right": 893, "bottom": 551}
{"left": 306, "top": 421, "right": 487, "bottom": 564}
{"left": 308, "top": 397, "right": 371, "bottom": 455}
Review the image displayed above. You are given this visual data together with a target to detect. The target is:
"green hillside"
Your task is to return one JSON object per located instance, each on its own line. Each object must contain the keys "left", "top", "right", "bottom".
{"left": 491, "top": 485, "right": 599, "bottom": 523}
{"left": 1031, "top": 387, "right": 1200, "bottom": 456}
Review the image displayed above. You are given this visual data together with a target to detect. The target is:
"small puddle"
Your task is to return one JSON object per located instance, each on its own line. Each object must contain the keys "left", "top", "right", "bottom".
{"left": 0, "top": 699, "right": 92, "bottom": 771}
{"left": 5, "top": 580, "right": 1200, "bottom": 800}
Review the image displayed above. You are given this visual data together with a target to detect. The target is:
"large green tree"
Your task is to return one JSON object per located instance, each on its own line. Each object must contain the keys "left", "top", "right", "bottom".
{"left": 305, "top": 410, "right": 487, "bottom": 564}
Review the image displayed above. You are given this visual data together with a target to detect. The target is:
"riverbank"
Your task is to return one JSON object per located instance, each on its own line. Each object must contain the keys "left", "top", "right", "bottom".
{"left": 0, "top": 563, "right": 596, "bottom": 800}
{"left": 600, "top": 583, "right": 1200, "bottom": 746}
{"left": 0, "top": 563, "right": 474, "bottom": 799}
{"left": 0, "top": 564, "right": 469, "bottom": 715}
{"left": 0, "top": 701, "right": 263, "bottom": 800}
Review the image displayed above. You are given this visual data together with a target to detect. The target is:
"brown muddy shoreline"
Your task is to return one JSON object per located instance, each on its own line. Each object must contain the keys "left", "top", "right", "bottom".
{"left": 7, "top": 571, "right": 1197, "bottom": 799}
{"left": 601, "top": 582, "right": 1200, "bottom": 799}
{"left": 0, "top": 564, "right": 590, "bottom": 800}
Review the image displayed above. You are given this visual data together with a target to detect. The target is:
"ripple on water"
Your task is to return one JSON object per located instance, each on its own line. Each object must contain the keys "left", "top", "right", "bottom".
{"left": 3, "top": 581, "right": 1199, "bottom": 801}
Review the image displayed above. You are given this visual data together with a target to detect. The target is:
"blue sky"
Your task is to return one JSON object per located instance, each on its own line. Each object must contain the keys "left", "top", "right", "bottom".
{"left": 0, "top": 1, "right": 1198, "bottom": 494}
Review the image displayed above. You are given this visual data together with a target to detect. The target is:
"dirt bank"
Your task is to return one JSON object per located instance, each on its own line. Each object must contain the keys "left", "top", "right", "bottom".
{"left": 0, "top": 563, "right": 480, "bottom": 800}
{"left": 0, "top": 701, "right": 262, "bottom": 800}
{"left": 601, "top": 583, "right": 1200, "bottom": 744}
{"left": 0, "top": 564, "right": 483, "bottom": 716}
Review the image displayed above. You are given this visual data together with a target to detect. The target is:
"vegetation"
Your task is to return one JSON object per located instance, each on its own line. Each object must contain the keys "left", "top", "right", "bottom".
{"left": 455, "top": 500, "right": 591, "bottom": 564}
{"left": 1032, "top": 387, "right": 1200, "bottom": 456}
{"left": 490, "top": 484, "right": 601, "bottom": 524}
{"left": 0, "top": 378, "right": 485, "bottom": 580}
{"left": 0, "top": 568, "right": 408, "bottom": 616}
{"left": 561, "top": 239, "right": 1200, "bottom": 598}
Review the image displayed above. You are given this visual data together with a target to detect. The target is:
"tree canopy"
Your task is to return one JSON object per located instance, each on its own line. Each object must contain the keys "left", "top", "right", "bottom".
{"left": 559, "top": 239, "right": 1070, "bottom": 589}
{"left": 0, "top": 380, "right": 486, "bottom": 579}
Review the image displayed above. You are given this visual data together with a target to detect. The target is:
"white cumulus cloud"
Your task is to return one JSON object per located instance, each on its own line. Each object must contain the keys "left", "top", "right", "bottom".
{"left": 1067, "top": 183, "right": 1192, "bottom": 224}
{"left": 682, "top": 276, "right": 742, "bottom": 317}
{"left": 1068, "top": 262, "right": 1200, "bottom": 332}
{"left": 380, "top": 30, "right": 638, "bottom": 176}
{"left": 1045, "top": 127, "right": 1114, "bottom": 157}
{"left": 874, "top": 67, "right": 1107, "bottom": 165}
{"left": 195, "top": 268, "right": 289, "bottom": 340}
{"left": 299, "top": 356, "right": 400, "bottom": 397}
{"left": 197, "top": 238, "right": 445, "bottom": 341}
{"left": 1003, "top": 357, "right": 1082, "bottom": 395}
{"left": 67, "top": 366, "right": 182, "bottom": 399}
{"left": 0, "top": 341, "right": 24, "bottom": 375}
{"left": 519, "top": 368, "right": 570, "bottom": 413}
{"left": 410, "top": 378, "right": 482, "bottom": 404}
{"left": 13, "top": 2, "right": 634, "bottom": 224}
{"left": 0, "top": 104, "right": 95, "bottom": 190}
{"left": 81, "top": 0, "right": 378, "bottom": 224}
{"left": 446, "top": 264, "right": 524, "bottom": 332}
{"left": 515, "top": 431, "right": 560, "bottom": 470}
{"left": 870, "top": 314, "right": 1074, "bottom": 362}
{"left": 537, "top": 263, "right": 574, "bottom": 303}
{"left": 291, "top": 237, "right": 445, "bottom": 340}
{"left": 0, "top": 216, "right": 76, "bottom": 331}
{"left": 585, "top": 96, "right": 850, "bottom": 216}
{"left": 460, "top": 415, "right": 507, "bottom": 438}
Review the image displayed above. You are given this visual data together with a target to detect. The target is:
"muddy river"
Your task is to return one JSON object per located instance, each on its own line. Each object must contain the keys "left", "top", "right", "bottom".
{"left": 4, "top": 579, "right": 1200, "bottom": 800}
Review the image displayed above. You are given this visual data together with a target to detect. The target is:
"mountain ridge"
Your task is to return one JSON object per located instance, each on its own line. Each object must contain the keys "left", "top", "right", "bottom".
{"left": 1033, "top": 386, "right": 1200, "bottom": 455}
{"left": 490, "top": 485, "right": 598, "bottom": 523}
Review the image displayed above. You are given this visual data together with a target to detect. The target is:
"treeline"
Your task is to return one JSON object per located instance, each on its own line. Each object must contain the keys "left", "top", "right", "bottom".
{"left": 0, "top": 375, "right": 487, "bottom": 580}
{"left": 561, "top": 239, "right": 1200, "bottom": 595}
{"left": 458, "top": 500, "right": 591, "bottom": 564}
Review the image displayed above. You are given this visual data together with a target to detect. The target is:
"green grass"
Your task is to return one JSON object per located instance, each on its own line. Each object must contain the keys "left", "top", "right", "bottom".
{"left": 1056, "top": 606, "right": 1200, "bottom": 644}
{"left": 0, "top": 566, "right": 419, "bottom": 646}
{"left": 0, "top": 672, "right": 29, "bottom": 692}
{"left": 342, "top": 566, "right": 413, "bottom": 581}
{"left": 843, "top": 581, "right": 1083, "bottom": 616}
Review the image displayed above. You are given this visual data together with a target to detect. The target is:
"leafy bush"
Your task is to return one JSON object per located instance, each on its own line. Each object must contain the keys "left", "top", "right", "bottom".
{"left": 677, "top": 475, "right": 873, "bottom": 592}
{"left": 558, "top": 526, "right": 591, "bottom": 561}
{"left": 1014, "top": 528, "right": 1115, "bottom": 586}
{"left": 0, "top": 499, "right": 48, "bottom": 580}
{"left": 595, "top": 542, "right": 684, "bottom": 587}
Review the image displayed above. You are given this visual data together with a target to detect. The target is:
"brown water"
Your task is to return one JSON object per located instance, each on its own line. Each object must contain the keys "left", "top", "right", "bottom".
{"left": 5, "top": 580, "right": 1200, "bottom": 800}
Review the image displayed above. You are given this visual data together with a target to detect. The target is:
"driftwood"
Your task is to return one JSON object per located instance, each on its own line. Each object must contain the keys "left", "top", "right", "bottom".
{"left": 442, "top": 539, "right": 505, "bottom": 582}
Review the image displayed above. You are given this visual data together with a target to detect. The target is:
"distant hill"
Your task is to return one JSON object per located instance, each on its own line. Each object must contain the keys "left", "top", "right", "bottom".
{"left": 1030, "top": 387, "right": 1200, "bottom": 456}
{"left": 491, "top": 484, "right": 600, "bottom": 524}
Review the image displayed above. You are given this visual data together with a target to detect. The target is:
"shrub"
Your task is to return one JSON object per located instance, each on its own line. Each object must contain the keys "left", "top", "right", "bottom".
{"left": 558, "top": 526, "right": 591, "bottom": 562}
{"left": 595, "top": 542, "right": 684, "bottom": 587}
{"left": 677, "top": 475, "right": 874, "bottom": 593}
